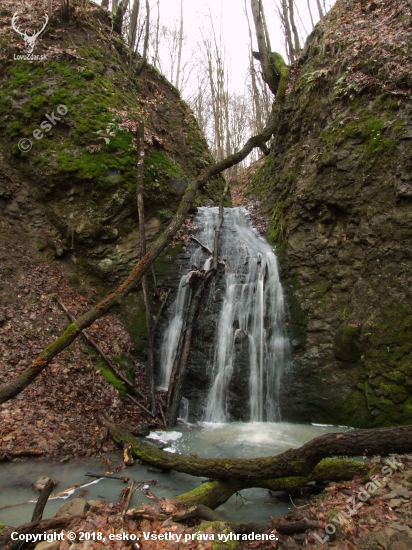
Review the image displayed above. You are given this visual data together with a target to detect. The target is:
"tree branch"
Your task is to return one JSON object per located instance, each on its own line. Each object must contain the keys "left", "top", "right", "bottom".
{"left": 0, "top": 113, "right": 278, "bottom": 405}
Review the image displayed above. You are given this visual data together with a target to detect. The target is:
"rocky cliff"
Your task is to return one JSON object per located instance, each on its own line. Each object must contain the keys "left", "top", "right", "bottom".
{"left": 0, "top": 0, "right": 222, "bottom": 456}
{"left": 251, "top": 0, "right": 412, "bottom": 427}
{"left": 0, "top": 0, "right": 220, "bottom": 354}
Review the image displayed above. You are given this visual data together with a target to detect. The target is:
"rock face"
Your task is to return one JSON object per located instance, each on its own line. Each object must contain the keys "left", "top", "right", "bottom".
{"left": 0, "top": 1, "right": 221, "bottom": 355}
{"left": 251, "top": 0, "right": 412, "bottom": 427}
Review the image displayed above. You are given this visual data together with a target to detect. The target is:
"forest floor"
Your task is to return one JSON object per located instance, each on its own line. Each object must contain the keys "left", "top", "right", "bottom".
{"left": 0, "top": 212, "right": 157, "bottom": 461}
{"left": 21, "top": 454, "right": 409, "bottom": 550}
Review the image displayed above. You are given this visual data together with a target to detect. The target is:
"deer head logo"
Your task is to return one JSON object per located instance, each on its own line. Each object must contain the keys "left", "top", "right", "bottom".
{"left": 12, "top": 12, "right": 49, "bottom": 54}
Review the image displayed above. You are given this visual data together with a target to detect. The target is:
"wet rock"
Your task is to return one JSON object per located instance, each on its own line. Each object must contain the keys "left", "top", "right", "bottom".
{"left": 57, "top": 497, "right": 89, "bottom": 516}
{"left": 33, "top": 476, "right": 51, "bottom": 493}
{"left": 34, "top": 542, "right": 61, "bottom": 550}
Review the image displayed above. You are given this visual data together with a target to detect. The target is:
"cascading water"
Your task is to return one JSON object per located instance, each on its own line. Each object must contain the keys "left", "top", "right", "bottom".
{"left": 159, "top": 206, "right": 290, "bottom": 421}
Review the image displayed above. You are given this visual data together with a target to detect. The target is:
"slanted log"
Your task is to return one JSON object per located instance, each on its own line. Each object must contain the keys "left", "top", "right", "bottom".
{"left": 0, "top": 110, "right": 279, "bottom": 405}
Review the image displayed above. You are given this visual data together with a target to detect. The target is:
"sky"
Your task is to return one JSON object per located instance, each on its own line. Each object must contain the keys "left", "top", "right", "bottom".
{"left": 150, "top": 0, "right": 335, "bottom": 93}
{"left": 96, "top": 0, "right": 336, "bottom": 96}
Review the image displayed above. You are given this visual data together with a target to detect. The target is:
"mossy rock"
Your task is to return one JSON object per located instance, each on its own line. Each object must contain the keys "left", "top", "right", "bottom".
{"left": 333, "top": 325, "right": 361, "bottom": 363}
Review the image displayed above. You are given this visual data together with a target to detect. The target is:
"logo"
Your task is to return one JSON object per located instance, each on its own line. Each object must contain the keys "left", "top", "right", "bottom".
{"left": 12, "top": 12, "right": 49, "bottom": 54}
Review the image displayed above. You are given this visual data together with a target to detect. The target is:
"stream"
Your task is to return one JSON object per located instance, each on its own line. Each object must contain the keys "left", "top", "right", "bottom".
{"left": 0, "top": 422, "right": 346, "bottom": 527}
{"left": 0, "top": 206, "right": 347, "bottom": 527}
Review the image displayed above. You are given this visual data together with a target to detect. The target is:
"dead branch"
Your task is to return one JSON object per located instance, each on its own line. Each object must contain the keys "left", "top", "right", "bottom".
{"left": 31, "top": 478, "right": 56, "bottom": 522}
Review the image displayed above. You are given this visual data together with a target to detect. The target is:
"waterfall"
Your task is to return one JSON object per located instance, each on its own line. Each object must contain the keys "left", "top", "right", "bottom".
{"left": 159, "top": 206, "right": 290, "bottom": 421}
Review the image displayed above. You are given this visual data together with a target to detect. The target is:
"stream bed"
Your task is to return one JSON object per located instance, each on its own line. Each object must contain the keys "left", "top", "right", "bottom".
{"left": 0, "top": 421, "right": 347, "bottom": 527}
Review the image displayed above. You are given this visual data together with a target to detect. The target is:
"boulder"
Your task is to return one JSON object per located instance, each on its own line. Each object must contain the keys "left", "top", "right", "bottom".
{"left": 57, "top": 497, "right": 89, "bottom": 516}
{"left": 32, "top": 476, "right": 51, "bottom": 493}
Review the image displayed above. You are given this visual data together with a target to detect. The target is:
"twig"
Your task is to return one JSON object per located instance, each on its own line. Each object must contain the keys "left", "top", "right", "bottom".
{"left": 126, "top": 393, "right": 165, "bottom": 426}
{"left": 190, "top": 236, "right": 213, "bottom": 255}
{"left": 289, "top": 494, "right": 310, "bottom": 509}
{"left": 85, "top": 473, "right": 130, "bottom": 481}
{"left": 121, "top": 481, "right": 142, "bottom": 519}
{"left": 55, "top": 295, "right": 145, "bottom": 400}
{"left": 151, "top": 266, "right": 160, "bottom": 298}
{"left": 153, "top": 288, "right": 171, "bottom": 334}
{"left": 31, "top": 478, "right": 56, "bottom": 522}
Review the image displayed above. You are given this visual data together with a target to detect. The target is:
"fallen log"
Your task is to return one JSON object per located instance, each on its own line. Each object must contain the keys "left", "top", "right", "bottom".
{"left": 31, "top": 478, "right": 56, "bottom": 522}
{"left": 0, "top": 110, "right": 279, "bottom": 405}
{"left": 0, "top": 515, "right": 85, "bottom": 549}
{"left": 101, "top": 415, "right": 410, "bottom": 482}
{"left": 272, "top": 518, "right": 322, "bottom": 535}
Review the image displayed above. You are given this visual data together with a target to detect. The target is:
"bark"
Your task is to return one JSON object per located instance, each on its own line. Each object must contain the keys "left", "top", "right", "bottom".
{"left": 316, "top": 0, "right": 324, "bottom": 18}
{"left": 245, "top": 0, "right": 264, "bottom": 133}
{"left": 288, "top": 0, "right": 301, "bottom": 56}
{"left": 114, "top": 0, "right": 129, "bottom": 34}
{"left": 166, "top": 268, "right": 216, "bottom": 426}
{"left": 272, "top": 518, "right": 321, "bottom": 535}
{"left": 307, "top": 0, "right": 315, "bottom": 28}
{"left": 55, "top": 295, "right": 145, "bottom": 400}
{"left": 280, "top": 0, "right": 295, "bottom": 61}
{"left": 153, "top": 0, "right": 160, "bottom": 67}
{"left": 251, "top": 0, "right": 278, "bottom": 94}
{"left": 0, "top": 112, "right": 279, "bottom": 405}
{"left": 175, "top": 0, "right": 184, "bottom": 88}
{"left": 0, "top": 516, "right": 85, "bottom": 548}
{"left": 136, "top": 0, "right": 150, "bottom": 75}
{"left": 31, "top": 478, "right": 56, "bottom": 522}
{"left": 166, "top": 180, "right": 230, "bottom": 426}
{"left": 101, "top": 0, "right": 109, "bottom": 8}
{"left": 129, "top": 0, "right": 140, "bottom": 51}
{"left": 153, "top": 289, "right": 171, "bottom": 335}
{"left": 101, "top": 416, "right": 412, "bottom": 482}
{"left": 48, "top": 0, "right": 53, "bottom": 17}
{"left": 136, "top": 123, "right": 156, "bottom": 415}
{"left": 126, "top": 393, "right": 162, "bottom": 424}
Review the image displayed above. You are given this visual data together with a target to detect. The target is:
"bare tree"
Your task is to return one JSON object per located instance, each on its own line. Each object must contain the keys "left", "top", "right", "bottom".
{"left": 288, "top": 0, "right": 301, "bottom": 56}
{"left": 316, "top": 0, "right": 324, "bottom": 18}
{"left": 129, "top": 0, "right": 140, "bottom": 51}
{"left": 307, "top": 0, "right": 315, "bottom": 28}
{"left": 175, "top": 0, "right": 184, "bottom": 89}
{"left": 136, "top": 0, "right": 150, "bottom": 73}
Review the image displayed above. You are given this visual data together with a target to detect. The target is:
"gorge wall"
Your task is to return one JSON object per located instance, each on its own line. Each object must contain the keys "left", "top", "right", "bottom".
{"left": 251, "top": 0, "right": 412, "bottom": 427}
{"left": 0, "top": 0, "right": 221, "bottom": 357}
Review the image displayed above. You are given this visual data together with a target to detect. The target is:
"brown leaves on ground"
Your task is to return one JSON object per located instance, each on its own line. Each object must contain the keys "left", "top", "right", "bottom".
{"left": 0, "top": 219, "right": 154, "bottom": 461}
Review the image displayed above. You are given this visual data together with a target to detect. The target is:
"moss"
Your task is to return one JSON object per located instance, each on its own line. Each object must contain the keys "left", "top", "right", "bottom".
{"left": 96, "top": 358, "right": 126, "bottom": 396}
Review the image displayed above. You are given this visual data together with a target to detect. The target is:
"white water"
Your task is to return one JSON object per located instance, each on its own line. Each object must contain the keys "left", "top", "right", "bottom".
{"left": 0, "top": 423, "right": 346, "bottom": 527}
{"left": 159, "top": 207, "right": 290, "bottom": 422}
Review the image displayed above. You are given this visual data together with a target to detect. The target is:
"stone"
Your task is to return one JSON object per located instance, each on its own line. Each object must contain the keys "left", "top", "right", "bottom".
{"left": 57, "top": 497, "right": 89, "bottom": 516}
{"left": 33, "top": 476, "right": 51, "bottom": 493}
{"left": 388, "top": 498, "right": 403, "bottom": 508}
{"left": 393, "top": 486, "right": 410, "bottom": 498}
{"left": 34, "top": 542, "right": 61, "bottom": 550}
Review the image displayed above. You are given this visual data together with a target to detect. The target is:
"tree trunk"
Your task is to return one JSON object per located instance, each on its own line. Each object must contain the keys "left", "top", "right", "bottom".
{"left": 129, "top": 0, "right": 140, "bottom": 51}
{"left": 114, "top": 0, "right": 129, "bottom": 34}
{"left": 175, "top": 0, "right": 184, "bottom": 88}
{"left": 166, "top": 178, "right": 229, "bottom": 426}
{"left": 288, "top": 0, "right": 301, "bottom": 56}
{"left": 101, "top": 415, "right": 410, "bottom": 482}
{"left": 307, "top": 0, "right": 315, "bottom": 28}
{"left": 101, "top": 0, "right": 109, "bottom": 8}
{"left": 136, "top": 0, "right": 150, "bottom": 75}
{"left": 31, "top": 478, "right": 56, "bottom": 522}
{"left": 0, "top": 112, "right": 279, "bottom": 405}
{"left": 281, "top": 0, "right": 295, "bottom": 61}
{"left": 136, "top": 123, "right": 156, "bottom": 415}
{"left": 316, "top": 0, "right": 324, "bottom": 18}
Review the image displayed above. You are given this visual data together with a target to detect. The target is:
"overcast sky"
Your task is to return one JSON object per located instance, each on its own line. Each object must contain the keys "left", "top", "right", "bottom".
{"left": 96, "top": 0, "right": 335, "bottom": 95}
